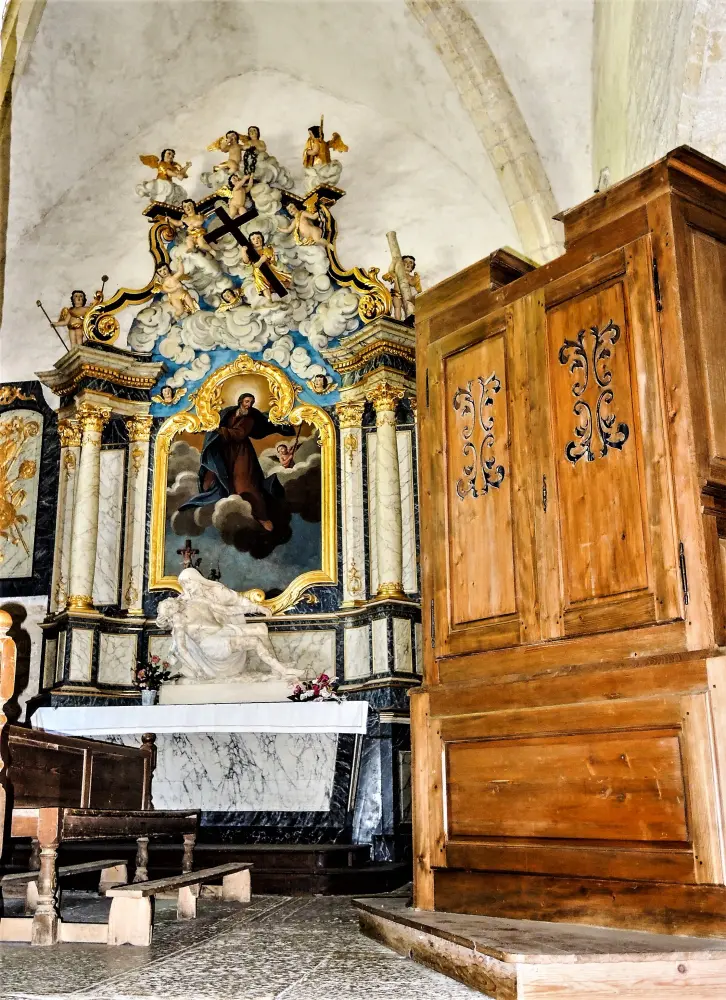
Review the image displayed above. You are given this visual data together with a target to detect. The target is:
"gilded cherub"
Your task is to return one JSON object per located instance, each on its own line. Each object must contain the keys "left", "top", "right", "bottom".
{"left": 207, "top": 126, "right": 265, "bottom": 181}
{"left": 302, "top": 120, "right": 348, "bottom": 169}
{"left": 278, "top": 198, "right": 328, "bottom": 247}
{"left": 154, "top": 262, "right": 198, "bottom": 319}
{"left": 215, "top": 287, "right": 244, "bottom": 312}
{"left": 240, "top": 232, "right": 292, "bottom": 302}
{"left": 55, "top": 288, "right": 104, "bottom": 347}
{"left": 207, "top": 130, "right": 244, "bottom": 174}
{"left": 218, "top": 173, "right": 253, "bottom": 219}
{"left": 137, "top": 148, "right": 191, "bottom": 206}
{"left": 152, "top": 385, "right": 187, "bottom": 406}
{"left": 165, "top": 200, "right": 215, "bottom": 255}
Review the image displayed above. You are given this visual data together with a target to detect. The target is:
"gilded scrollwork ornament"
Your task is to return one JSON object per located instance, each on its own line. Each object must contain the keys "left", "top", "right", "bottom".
{"left": 366, "top": 381, "right": 405, "bottom": 417}
{"left": 126, "top": 414, "right": 154, "bottom": 443}
{"left": 335, "top": 401, "right": 365, "bottom": 429}
{"left": 76, "top": 403, "right": 111, "bottom": 437}
{"left": 58, "top": 418, "right": 82, "bottom": 449}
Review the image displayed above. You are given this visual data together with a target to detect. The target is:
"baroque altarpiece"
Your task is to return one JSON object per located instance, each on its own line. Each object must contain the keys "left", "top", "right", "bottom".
{"left": 0, "top": 124, "right": 421, "bottom": 860}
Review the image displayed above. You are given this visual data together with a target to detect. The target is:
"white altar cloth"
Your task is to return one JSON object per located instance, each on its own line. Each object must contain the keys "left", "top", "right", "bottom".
{"left": 32, "top": 701, "right": 368, "bottom": 737}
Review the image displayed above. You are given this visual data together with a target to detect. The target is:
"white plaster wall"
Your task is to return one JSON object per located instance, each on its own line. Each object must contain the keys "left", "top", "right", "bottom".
{"left": 3, "top": 0, "right": 520, "bottom": 382}
{"left": 677, "top": 0, "right": 726, "bottom": 163}
{"left": 466, "top": 0, "right": 595, "bottom": 209}
{"left": 593, "top": 0, "right": 696, "bottom": 184}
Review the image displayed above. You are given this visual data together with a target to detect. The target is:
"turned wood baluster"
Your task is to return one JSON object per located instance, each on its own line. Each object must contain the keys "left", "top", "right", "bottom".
{"left": 182, "top": 832, "right": 196, "bottom": 874}
{"left": 31, "top": 809, "right": 62, "bottom": 945}
{"left": 134, "top": 836, "right": 150, "bottom": 883}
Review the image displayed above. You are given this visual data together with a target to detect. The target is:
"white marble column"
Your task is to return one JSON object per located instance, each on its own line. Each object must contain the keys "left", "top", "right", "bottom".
{"left": 66, "top": 402, "right": 111, "bottom": 611}
{"left": 122, "top": 414, "right": 153, "bottom": 615}
{"left": 50, "top": 419, "right": 81, "bottom": 612}
{"left": 368, "top": 383, "right": 405, "bottom": 599}
{"left": 336, "top": 401, "right": 366, "bottom": 606}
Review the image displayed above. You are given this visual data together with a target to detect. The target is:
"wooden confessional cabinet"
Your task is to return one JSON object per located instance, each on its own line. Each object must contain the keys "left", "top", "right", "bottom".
{"left": 413, "top": 147, "right": 726, "bottom": 937}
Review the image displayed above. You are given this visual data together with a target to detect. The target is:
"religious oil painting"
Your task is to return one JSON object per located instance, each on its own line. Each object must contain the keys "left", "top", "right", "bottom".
{"left": 152, "top": 355, "right": 336, "bottom": 613}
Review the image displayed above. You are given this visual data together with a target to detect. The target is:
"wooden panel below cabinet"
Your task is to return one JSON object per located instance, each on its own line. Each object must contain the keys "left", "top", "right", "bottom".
{"left": 437, "top": 619, "right": 688, "bottom": 686}
{"left": 563, "top": 592, "right": 657, "bottom": 637}
{"left": 434, "top": 868, "right": 726, "bottom": 938}
{"left": 446, "top": 731, "right": 688, "bottom": 843}
{"left": 429, "top": 654, "right": 710, "bottom": 720}
{"left": 445, "top": 840, "right": 696, "bottom": 883}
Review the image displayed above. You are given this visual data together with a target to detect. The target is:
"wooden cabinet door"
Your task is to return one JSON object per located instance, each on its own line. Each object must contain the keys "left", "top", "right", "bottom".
{"left": 532, "top": 238, "right": 682, "bottom": 638}
{"left": 426, "top": 309, "right": 538, "bottom": 657}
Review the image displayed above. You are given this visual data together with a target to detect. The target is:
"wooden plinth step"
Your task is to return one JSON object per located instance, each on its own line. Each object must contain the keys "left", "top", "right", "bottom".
{"left": 353, "top": 897, "right": 726, "bottom": 999}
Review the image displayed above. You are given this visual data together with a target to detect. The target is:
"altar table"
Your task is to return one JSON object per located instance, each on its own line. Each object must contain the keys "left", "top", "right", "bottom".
{"left": 33, "top": 701, "right": 369, "bottom": 736}
{"left": 31, "top": 702, "right": 368, "bottom": 815}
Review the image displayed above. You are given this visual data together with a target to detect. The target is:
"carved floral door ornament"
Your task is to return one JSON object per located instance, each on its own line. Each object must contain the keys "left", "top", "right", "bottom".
{"left": 558, "top": 319, "right": 629, "bottom": 464}
{"left": 452, "top": 373, "right": 505, "bottom": 500}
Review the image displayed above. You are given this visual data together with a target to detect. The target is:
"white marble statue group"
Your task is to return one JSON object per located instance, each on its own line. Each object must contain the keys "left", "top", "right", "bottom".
{"left": 157, "top": 568, "right": 300, "bottom": 686}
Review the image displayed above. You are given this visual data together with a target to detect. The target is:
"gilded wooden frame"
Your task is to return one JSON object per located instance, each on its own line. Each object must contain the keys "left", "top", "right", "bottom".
{"left": 149, "top": 354, "right": 337, "bottom": 614}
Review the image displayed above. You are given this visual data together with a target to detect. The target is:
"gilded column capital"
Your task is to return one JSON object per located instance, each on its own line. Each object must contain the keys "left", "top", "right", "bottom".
{"left": 366, "top": 381, "right": 405, "bottom": 415}
{"left": 58, "top": 418, "right": 82, "bottom": 448}
{"left": 335, "top": 401, "right": 365, "bottom": 429}
{"left": 76, "top": 402, "right": 111, "bottom": 436}
{"left": 126, "top": 414, "right": 153, "bottom": 442}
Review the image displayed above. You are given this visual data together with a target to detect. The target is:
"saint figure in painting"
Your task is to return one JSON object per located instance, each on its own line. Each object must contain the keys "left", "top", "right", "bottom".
{"left": 179, "top": 392, "right": 295, "bottom": 532}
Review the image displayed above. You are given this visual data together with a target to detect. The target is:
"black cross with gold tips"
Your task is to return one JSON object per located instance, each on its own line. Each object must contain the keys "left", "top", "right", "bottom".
{"left": 206, "top": 205, "right": 289, "bottom": 298}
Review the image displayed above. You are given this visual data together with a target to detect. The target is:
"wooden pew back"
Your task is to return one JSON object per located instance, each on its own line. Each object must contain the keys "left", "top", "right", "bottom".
{"left": 7, "top": 727, "right": 153, "bottom": 811}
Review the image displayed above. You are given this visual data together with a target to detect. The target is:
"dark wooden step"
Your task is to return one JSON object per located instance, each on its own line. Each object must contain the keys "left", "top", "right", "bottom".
{"left": 8, "top": 840, "right": 400, "bottom": 895}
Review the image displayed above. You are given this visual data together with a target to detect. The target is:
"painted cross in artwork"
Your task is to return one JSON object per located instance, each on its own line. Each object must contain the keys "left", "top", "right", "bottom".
{"left": 163, "top": 372, "right": 323, "bottom": 600}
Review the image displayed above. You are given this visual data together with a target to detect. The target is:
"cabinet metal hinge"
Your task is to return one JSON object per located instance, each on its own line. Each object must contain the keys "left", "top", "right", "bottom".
{"left": 430, "top": 598, "right": 436, "bottom": 648}
{"left": 652, "top": 256, "right": 664, "bottom": 313}
{"left": 542, "top": 475, "right": 548, "bottom": 512}
{"left": 425, "top": 369, "right": 430, "bottom": 408}
{"left": 679, "top": 541, "right": 690, "bottom": 606}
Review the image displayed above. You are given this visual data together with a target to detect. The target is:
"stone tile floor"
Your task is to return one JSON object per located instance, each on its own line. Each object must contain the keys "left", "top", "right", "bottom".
{"left": 0, "top": 894, "right": 481, "bottom": 1000}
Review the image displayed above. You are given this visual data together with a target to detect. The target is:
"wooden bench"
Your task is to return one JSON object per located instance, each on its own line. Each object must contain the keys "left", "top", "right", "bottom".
{"left": 4, "top": 726, "right": 200, "bottom": 944}
{"left": 106, "top": 863, "right": 253, "bottom": 946}
{"left": 1, "top": 858, "right": 128, "bottom": 913}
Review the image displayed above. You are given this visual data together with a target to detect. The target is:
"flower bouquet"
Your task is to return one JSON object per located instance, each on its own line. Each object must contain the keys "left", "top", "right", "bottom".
{"left": 135, "top": 655, "right": 178, "bottom": 705}
{"left": 288, "top": 672, "right": 343, "bottom": 703}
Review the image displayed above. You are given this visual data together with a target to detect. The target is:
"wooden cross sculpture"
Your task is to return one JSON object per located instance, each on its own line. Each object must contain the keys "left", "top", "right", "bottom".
{"left": 205, "top": 205, "right": 289, "bottom": 298}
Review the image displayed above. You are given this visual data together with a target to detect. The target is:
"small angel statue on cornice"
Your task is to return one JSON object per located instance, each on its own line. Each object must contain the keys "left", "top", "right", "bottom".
{"left": 136, "top": 148, "right": 191, "bottom": 206}
{"left": 302, "top": 117, "right": 348, "bottom": 190}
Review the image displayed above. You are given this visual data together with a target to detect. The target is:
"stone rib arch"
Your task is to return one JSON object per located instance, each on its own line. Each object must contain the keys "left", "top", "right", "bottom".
{"left": 406, "top": 0, "right": 563, "bottom": 262}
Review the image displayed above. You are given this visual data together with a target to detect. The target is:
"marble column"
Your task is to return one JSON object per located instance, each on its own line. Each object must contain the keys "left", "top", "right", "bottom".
{"left": 50, "top": 419, "right": 81, "bottom": 613}
{"left": 336, "top": 401, "right": 366, "bottom": 606}
{"left": 122, "top": 414, "right": 153, "bottom": 615}
{"left": 66, "top": 402, "right": 111, "bottom": 612}
{"left": 367, "top": 383, "right": 406, "bottom": 600}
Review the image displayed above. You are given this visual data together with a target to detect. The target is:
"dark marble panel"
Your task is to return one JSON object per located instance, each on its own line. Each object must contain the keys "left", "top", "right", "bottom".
{"left": 0, "top": 381, "right": 59, "bottom": 599}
